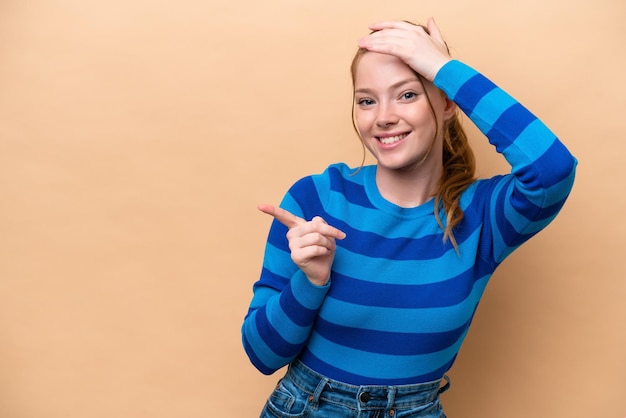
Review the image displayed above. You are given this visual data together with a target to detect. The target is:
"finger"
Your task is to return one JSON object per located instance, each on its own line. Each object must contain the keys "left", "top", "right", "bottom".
{"left": 288, "top": 217, "right": 346, "bottom": 241}
{"left": 359, "top": 28, "right": 406, "bottom": 42}
{"left": 357, "top": 30, "right": 408, "bottom": 52}
{"left": 257, "top": 204, "right": 305, "bottom": 228}
{"left": 367, "top": 20, "right": 419, "bottom": 32}
{"left": 426, "top": 17, "right": 444, "bottom": 43}
{"left": 289, "top": 232, "right": 336, "bottom": 254}
{"left": 291, "top": 245, "right": 334, "bottom": 267}
{"left": 311, "top": 216, "right": 346, "bottom": 240}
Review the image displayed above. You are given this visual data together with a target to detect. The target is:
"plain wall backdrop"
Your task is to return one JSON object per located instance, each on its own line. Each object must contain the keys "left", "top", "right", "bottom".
{"left": 1, "top": 0, "right": 625, "bottom": 417}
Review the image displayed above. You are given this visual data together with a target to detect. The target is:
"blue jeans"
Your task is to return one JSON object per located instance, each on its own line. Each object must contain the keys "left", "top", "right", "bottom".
{"left": 260, "top": 360, "right": 450, "bottom": 417}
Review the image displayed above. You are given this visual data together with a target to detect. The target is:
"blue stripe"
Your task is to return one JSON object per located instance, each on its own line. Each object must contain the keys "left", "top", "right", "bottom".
{"left": 262, "top": 245, "right": 298, "bottom": 285}
{"left": 267, "top": 222, "right": 289, "bottom": 252}
{"left": 525, "top": 140, "right": 577, "bottom": 190}
{"left": 302, "top": 331, "right": 466, "bottom": 382}
{"left": 505, "top": 191, "right": 543, "bottom": 232}
{"left": 267, "top": 298, "right": 311, "bottom": 345}
{"left": 506, "top": 189, "right": 568, "bottom": 230}
{"left": 328, "top": 267, "right": 486, "bottom": 308}
{"left": 319, "top": 276, "right": 489, "bottom": 334}
{"left": 287, "top": 176, "right": 325, "bottom": 218}
{"left": 509, "top": 119, "right": 556, "bottom": 163}
{"left": 256, "top": 266, "right": 289, "bottom": 292}
{"left": 325, "top": 206, "right": 439, "bottom": 239}
{"left": 328, "top": 166, "right": 376, "bottom": 209}
{"left": 543, "top": 168, "right": 576, "bottom": 206}
{"left": 242, "top": 334, "right": 274, "bottom": 375}
{"left": 454, "top": 73, "right": 497, "bottom": 115}
{"left": 279, "top": 280, "right": 318, "bottom": 327}
{"left": 336, "top": 226, "right": 448, "bottom": 261}
{"left": 301, "top": 349, "right": 456, "bottom": 385}
{"left": 255, "top": 306, "right": 301, "bottom": 358}
{"left": 468, "top": 178, "right": 502, "bottom": 266}
{"left": 242, "top": 313, "right": 290, "bottom": 371}
{"left": 488, "top": 103, "right": 537, "bottom": 153}
{"left": 433, "top": 60, "right": 478, "bottom": 99}
{"left": 470, "top": 88, "right": 518, "bottom": 133}
{"left": 493, "top": 187, "right": 538, "bottom": 249}
{"left": 329, "top": 229, "right": 482, "bottom": 285}
{"left": 314, "top": 316, "right": 471, "bottom": 355}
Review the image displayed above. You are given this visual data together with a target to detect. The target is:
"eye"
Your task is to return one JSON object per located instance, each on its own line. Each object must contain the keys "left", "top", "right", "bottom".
{"left": 400, "top": 91, "right": 417, "bottom": 101}
{"left": 357, "top": 98, "right": 375, "bottom": 106}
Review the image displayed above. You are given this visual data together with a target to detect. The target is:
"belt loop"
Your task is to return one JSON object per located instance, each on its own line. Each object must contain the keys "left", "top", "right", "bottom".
{"left": 438, "top": 375, "right": 451, "bottom": 395}
{"left": 309, "top": 375, "right": 329, "bottom": 409}
{"left": 386, "top": 386, "right": 397, "bottom": 410}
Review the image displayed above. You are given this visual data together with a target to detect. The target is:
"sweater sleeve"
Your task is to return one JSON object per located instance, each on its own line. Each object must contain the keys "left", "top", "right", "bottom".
{"left": 434, "top": 60, "right": 577, "bottom": 263}
{"left": 241, "top": 177, "right": 330, "bottom": 375}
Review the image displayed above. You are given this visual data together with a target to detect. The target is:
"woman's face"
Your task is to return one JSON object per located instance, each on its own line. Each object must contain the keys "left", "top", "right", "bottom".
{"left": 353, "top": 52, "right": 454, "bottom": 174}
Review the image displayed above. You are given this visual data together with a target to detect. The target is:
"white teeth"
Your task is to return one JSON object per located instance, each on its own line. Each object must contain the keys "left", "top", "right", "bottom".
{"left": 379, "top": 133, "right": 408, "bottom": 144}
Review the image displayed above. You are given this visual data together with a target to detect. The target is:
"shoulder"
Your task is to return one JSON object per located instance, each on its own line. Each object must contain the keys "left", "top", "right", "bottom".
{"left": 289, "top": 163, "right": 364, "bottom": 194}
{"left": 283, "top": 163, "right": 370, "bottom": 218}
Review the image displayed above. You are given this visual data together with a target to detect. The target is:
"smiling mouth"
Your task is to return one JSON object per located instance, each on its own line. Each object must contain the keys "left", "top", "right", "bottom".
{"left": 377, "top": 132, "right": 409, "bottom": 145}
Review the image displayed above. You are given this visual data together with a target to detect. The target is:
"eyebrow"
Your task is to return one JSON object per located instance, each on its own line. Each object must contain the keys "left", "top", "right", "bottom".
{"left": 354, "top": 77, "right": 421, "bottom": 94}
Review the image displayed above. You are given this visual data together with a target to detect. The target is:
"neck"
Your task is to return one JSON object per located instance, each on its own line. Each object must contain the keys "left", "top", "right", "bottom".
{"left": 375, "top": 163, "right": 443, "bottom": 208}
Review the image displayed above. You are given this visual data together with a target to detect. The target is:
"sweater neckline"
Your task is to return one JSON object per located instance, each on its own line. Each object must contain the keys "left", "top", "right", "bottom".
{"left": 362, "top": 165, "right": 436, "bottom": 219}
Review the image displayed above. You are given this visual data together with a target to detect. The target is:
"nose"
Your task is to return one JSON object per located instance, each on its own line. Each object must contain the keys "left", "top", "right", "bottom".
{"left": 375, "top": 102, "right": 399, "bottom": 128}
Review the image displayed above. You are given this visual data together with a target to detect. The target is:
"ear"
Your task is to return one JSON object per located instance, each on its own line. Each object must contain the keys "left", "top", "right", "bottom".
{"left": 442, "top": 96, "right": 457, "bottom": 121}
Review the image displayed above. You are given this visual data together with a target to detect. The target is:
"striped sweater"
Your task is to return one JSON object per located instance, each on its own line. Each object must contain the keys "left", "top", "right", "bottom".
{"left": 242, "top": 60, "right": 577, "bottom": 385}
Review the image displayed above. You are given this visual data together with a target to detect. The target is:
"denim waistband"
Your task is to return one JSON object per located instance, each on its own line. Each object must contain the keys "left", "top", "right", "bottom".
{"left": 286, "top": 360, "right": 450, "bottom": 410}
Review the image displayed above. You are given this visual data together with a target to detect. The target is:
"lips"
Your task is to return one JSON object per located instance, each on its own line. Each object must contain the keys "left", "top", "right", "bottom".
{"left": 377, "top": 132, "right": 409, "bottom": 145}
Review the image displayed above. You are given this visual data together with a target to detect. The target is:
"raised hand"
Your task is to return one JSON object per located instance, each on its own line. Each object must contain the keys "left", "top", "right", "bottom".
{"left": 258, "top": 204, "right": 346, "bottom": 286}
{"left": 356, "top": 17, "right": 451, "bottom": 82}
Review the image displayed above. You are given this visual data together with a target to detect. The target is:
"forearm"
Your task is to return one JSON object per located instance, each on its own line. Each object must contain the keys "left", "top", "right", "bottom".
{"left": 435, "top": 60, "right": 577, "bottom": 261}
{"left": 242, "top": 255, "right": 329, "bottom": 374}
{"left": 434, "top": 59, "right": 577, "bottom": 193}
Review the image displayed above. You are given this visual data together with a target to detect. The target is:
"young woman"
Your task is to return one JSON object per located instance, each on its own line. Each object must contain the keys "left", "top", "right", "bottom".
{"left": 242, "top": 18, "right": 577, "bottom": 417}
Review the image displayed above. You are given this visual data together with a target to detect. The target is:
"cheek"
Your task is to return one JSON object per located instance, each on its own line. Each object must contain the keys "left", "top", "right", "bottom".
{"left": 409, "top": 104, "right": 440, "bottom": 132}
{"left": 354, "top": 110, "right": 374, "bottom": 135}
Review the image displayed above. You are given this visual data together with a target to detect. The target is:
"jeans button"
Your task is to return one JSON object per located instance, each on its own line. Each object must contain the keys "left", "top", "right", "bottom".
{"left": 359, "top": 391, "right": 370, "bottom": 403}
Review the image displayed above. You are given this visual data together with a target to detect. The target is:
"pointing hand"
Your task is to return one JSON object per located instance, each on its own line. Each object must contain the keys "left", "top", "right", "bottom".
{"left": 258, "top": 204, "right": 346, "bottom": 286}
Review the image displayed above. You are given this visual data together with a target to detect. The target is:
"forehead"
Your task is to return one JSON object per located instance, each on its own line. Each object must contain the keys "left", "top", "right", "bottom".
{"left": 354, "top": 52, "right": 417, "bottom": 88}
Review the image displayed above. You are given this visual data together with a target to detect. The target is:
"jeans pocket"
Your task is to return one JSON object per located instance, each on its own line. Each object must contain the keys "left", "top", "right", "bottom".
{"left": 261, "top": 379, "right": 310, "bottom": 418}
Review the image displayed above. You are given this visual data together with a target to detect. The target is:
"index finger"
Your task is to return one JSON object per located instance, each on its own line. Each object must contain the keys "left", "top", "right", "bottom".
{"left": 425, "top": 17, "right": 445, "bottom": 44}
{"left": 367, "top": 20, "right": 424, "bottom": 32}
{"left": 366, "top": 18, "right": 444, "bottom": 43}
{"left": 257, "top": 204, "right": 305, "bottom": 228}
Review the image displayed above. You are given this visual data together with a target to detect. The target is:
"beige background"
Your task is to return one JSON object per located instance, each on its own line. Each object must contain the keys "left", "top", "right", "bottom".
{"left": 0, "top": 0, "right": 624, "bottom": 417}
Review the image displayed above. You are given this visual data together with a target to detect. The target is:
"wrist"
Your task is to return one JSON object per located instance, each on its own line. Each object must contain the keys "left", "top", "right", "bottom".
{"left": 307, "top": 274, "right": 330, "bottom": 287}
{"left": 426, "top": 57, "right": 452, "bottom": 82}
